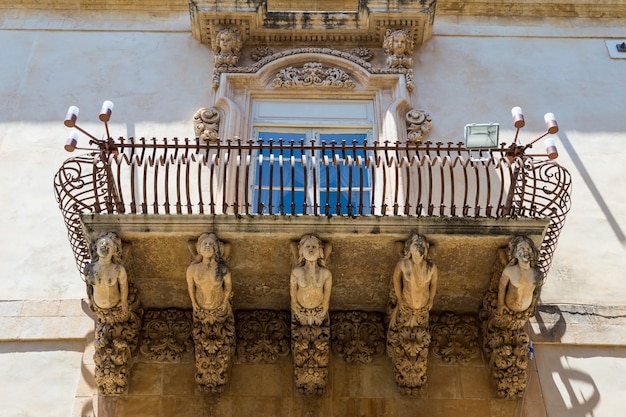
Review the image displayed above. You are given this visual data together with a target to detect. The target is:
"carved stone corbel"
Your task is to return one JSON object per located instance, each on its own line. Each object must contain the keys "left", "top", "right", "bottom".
{"left": 479, "top": 236, "right": 541, "bottom": 398}
{"left": 387, "top": 233, "right": 438, "bottom": 395}
{"left": 290, "top": 235, "right": 332, "bottom": 395}
{"left": 186, "top": 233, "right": 236, "bottom": 393}
{"left": 85, "top": 232, "right": 142, "bottom": 395}
{"left": 193, "top": 107, "right": 221, "bottom": 143}
{"left": 406, "top": 109, "right": 433, "bottom": 143}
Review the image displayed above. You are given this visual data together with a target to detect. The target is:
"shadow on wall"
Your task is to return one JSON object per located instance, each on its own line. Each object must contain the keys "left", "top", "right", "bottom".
{"left": 531, "top": 305, "right": 602, "bottom": 417}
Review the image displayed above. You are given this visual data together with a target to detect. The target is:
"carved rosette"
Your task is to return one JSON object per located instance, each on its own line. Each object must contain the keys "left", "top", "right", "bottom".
{"left": 236, "top": 310, "right": 290, "bottom": 363}
{"left": 272, "top": 62, "right": 355, "bottom": 89}
{"left": 479, "top": 244, "right": 539, "bottom": 399}
{"left": 330, "top": 311, "right": 385, "bottom": 363}
{"left": 192, "top": 306, "right": 236, "bottom": 393}
{"left": 250, "top": 46, "right": 275, "bottom": 62}
{"left": 386, "top": 304, "right": 431, "bottom": 395}
{"left": 406, "top": 109, "right": 433, "bottom": 143}
{"left": 292, "top": 317, "right": 330, "bottom": 395}
{"left": 139, "top": 309, "right": 193, "bottom": 362}
{"left": 430, "top": 313, "right": 480, "bottom": 365}
{"left": 92, "top": 283, "right": 142, "bottom": 394}
{"left": 193, "top": 107, "right": 221, "bottom": 143}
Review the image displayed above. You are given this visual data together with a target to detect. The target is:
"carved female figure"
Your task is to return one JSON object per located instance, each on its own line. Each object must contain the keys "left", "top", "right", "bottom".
{"left": 186, "top": 233, "right": 232, "bottom": 314}
{"left": 85, "top": 232, "right": 129, "bottom": 322}
{"left": 393, "top": 234, "right": 438, "bottom": 312}
{"left": 497, "top": 236, "right": 540, "bottom": 314}
{"left": 290, "top": 235, "right": 332, "bottom": 326}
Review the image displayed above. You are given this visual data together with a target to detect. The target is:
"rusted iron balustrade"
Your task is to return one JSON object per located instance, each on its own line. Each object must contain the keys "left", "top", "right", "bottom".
{"left": 54, "top": 137, "right": 571, "bottom": 275}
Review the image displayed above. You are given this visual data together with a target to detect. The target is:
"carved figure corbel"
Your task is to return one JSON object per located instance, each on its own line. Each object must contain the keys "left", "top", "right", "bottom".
{"left": 193, "top": 107, "right": 221, "bottom": 143}
{"left": 406, "top": 109, "right": 433, "bottom": 143}
{"left": 85, "top": 232, "right": 142, "bottom": 394}
{"left": 186, "top": 232, "right": 235, "bottom": 393}
{"left": 479, "top": 235, "right": 541, "bottom": 398}
{"left": 387, "top": 233, "right": 438, "bottom": 395}
{"left": 213, "top": 27, "right": 242, "bottom": 68}
{"left": 383, "top": 29, "right": 414, "bottom": 69}
{"left": 290, "top": 235, "right": 332, "bottom": 395}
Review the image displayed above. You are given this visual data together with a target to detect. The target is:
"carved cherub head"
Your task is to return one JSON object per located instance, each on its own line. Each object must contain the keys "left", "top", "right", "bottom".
{"left": 292, "top": 235, "right": 331, "bottom": 267}
{"left": 214, "top": 27, "right": 242, "bottom": 56}
{"left": 90, "top": 232, "right": 123, "bottom": 264}
{"left": 383, "top": 29, "right": 413, "bottom": 58}
{"left": 507, "top": 235, "right": 538, "bottom": 268}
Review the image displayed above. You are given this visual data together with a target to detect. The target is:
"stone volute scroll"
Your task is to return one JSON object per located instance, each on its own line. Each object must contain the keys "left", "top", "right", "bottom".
{"left": 85, "top": 231, "right": 142, "bottom": 395}
{"left": 186, "top": 232, "right": 236, "bottom": 393}
{"left": 387, "top": 233, "right": 438, "bottom": 395}
{"left": 406, "top": 109, "right": 433, "bottom": 143}
{"left": 193, "top": 107, "right": 221, "bottom": 143}
{"left": 383, "top": 28, "right": 414, "bottom": 69}
{"left": 290, "top": 234, "right": 332, "bottom": 395}
{"left": 479, "top": 235, "right": 541, "bottom": 398}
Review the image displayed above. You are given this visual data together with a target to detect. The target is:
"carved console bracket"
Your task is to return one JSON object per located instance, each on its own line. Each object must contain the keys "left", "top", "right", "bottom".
{"left": 479, "top": 236, "right": 541, "bottom": 398}
{"left": 193, "top": 107, "right": 221, "bottom": 143}
{"left": 86, "top": 232, "right": 143, "bottom": 395}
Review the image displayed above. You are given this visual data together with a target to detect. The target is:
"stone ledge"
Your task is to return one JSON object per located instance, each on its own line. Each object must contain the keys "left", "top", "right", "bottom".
{"left": 436, "top": 0, "right": 626, "bottom": 18}
{"left": 529, "top": 303, "right": 626, "bottom": 345}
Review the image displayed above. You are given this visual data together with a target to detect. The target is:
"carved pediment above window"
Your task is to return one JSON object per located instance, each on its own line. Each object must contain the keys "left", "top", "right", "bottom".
{"left": 272, "top": 62, "right": 355, "bottom": 89}
{"left": 189, "top": 0, "right": 436, "bottom": 49}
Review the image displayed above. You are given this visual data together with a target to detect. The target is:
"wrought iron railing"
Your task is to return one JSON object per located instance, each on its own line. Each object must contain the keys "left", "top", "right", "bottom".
{"left": 54, "top": 138, "right": 571, "bottom": 277}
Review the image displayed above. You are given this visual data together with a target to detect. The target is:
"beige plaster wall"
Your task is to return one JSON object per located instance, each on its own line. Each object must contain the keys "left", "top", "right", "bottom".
{"left": 1, "top": 9, "right": 625, "bottom": 417}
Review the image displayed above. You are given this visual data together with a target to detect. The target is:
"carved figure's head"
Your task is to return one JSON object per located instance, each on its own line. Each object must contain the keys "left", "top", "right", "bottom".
{"left": 196, "top": 233, "right": 222, "bottom": 261}
{"left": 92, "top": 232, "right": 123, "bottom": 264}
{"left": 297, "top": 235, "right": 325, "bottom": 266}
{"left": 214, "top": 27, "right": 242, "bottom": 56}
{"left": 403, "top": 233, "right": 429, "bottom": 261}
{"left": 383, "top": 29, "right": 413, "bottom": 58}
{"left": 508, "top": 235, "right": 538, "bottom": 268}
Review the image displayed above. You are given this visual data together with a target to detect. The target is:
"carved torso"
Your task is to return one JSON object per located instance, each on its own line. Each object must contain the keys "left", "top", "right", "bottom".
{"left": 188, "top": 262, "right": 227, "bottom": 310}
{"left": 85, "top": 261, "right": 123, "bottom": 309}
{"left": 293, "top": 265, "right": 329, "bottom": 309}
{"left": 397, "top": 259, "right": 435, "bottom": 310}
{"left": 503, "top": 265, "right": 538, "bottom": 312}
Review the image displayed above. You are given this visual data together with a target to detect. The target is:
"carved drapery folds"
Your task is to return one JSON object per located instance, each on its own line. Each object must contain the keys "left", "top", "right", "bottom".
{"left": 480, "top": 236, "right": 541, "bottom": 398}
{"left": 139, "top": 309, "right": 193, "bottom": 362}
{"left": 186, "top": 233, "right": 236, "bottom": 393}
{"left": 272, "top": 62, "right": 355, "bottom": 89}
{"left": 193, "top": 107, "right": 221, "bottom": 143}
{"left": 330, "top": 311, "right": 385, "bottom": 364}
{"left": 384, "top": 29, "right": 414, "bottom": 69}
{"left": 86, "top": 232, "right": 142, "bottom": 395}
{"left": 236, "top": 310, "right": 291, "bottom": 363}
{"left": 406, "top": 109, "right": 433, "bottom": 143}
{"left": 290, "top": 235, "right": 332, "bottom": 395}
{"left": 387, "top": 234, "right": 438, "bottom": 395}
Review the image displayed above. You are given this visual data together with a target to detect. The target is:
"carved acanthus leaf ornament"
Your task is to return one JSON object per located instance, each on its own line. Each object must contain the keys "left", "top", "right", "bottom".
{"left": 272, "top": 62, "right": 355, "bottom": 89}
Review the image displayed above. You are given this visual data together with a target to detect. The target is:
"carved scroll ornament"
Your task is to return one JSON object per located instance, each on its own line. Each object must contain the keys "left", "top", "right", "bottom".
{"left": 193, "top": 107, "right": 221, "bottom": 143}
{"left": 406, "top": 109, "right": 433, "bottom": 143}
{"left": 430, "top": 313, "right": 480, "bottom": 365}
{"left": 331, "top": 311, "right": 385, "bottom": 364}
{"left": 272, "top": 62, "right": 355, "bottom": 89}
{"left": 236, "top": 310, "right": 290, "bottom": 363}
{"left": 139, "top": 309, "right": 193, "bottom": 362}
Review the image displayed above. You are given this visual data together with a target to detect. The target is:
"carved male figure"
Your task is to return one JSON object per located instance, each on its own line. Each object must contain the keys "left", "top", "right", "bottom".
{"left": 85, "top": 232, "right": 129, "bottom": 321}
{"left": 497, "top": 235, "right": 539, "bottom": 314}
{"left": 186, "top": 232, "right": 232, "bottom": 314}
{"left": 290, "top": 235, "right": 332, "bottom": 326}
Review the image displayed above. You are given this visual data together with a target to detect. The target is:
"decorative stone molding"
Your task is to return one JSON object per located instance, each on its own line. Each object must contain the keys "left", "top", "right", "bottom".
{"left": 85, "top": 232, "right": 142, "bottom": 394}
{"left": 330, "top": 311, "right": 385, "bottom": 363}
{"left": 139, "top": 309, "right": 193, "bottom": 362}
{"left": 250, "top": 46, "right": 275, "bottom": 62}
{"left": 189, "top": 1, "right": 436, "bottom": 49}
{"left": 193, "top": 107, "right": 221, "bottom": 143}
{"left": 213, "top": 27, "right": 243, "bottom": 68}
{"left": 186, "top": 233, "right": 236, "bottom": 393}
{"left": 430, "top": 313, "right": 480, "bottom": 365}
{"left": 236, "top": 310, "right": 290, "bottom": 363}
{"left": 479, "top": 236, "right": 541, "bottom": 398}
{"left": 272, "top": 62, "right": 355, "bottom": 89}
{"left": 290, "top": 235, "right": 332, "bottom": 395}
{"left": 387, "top": 233, "right": 438, "bottom": 395}
{"left": 348, "top": 47, "right": 373, "bottom": 62}
{"left": 383, "top": 28, "right": 414, "bottom": 69}
{"left": 406, "top": 109, "right": 433, "bottom": 143}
